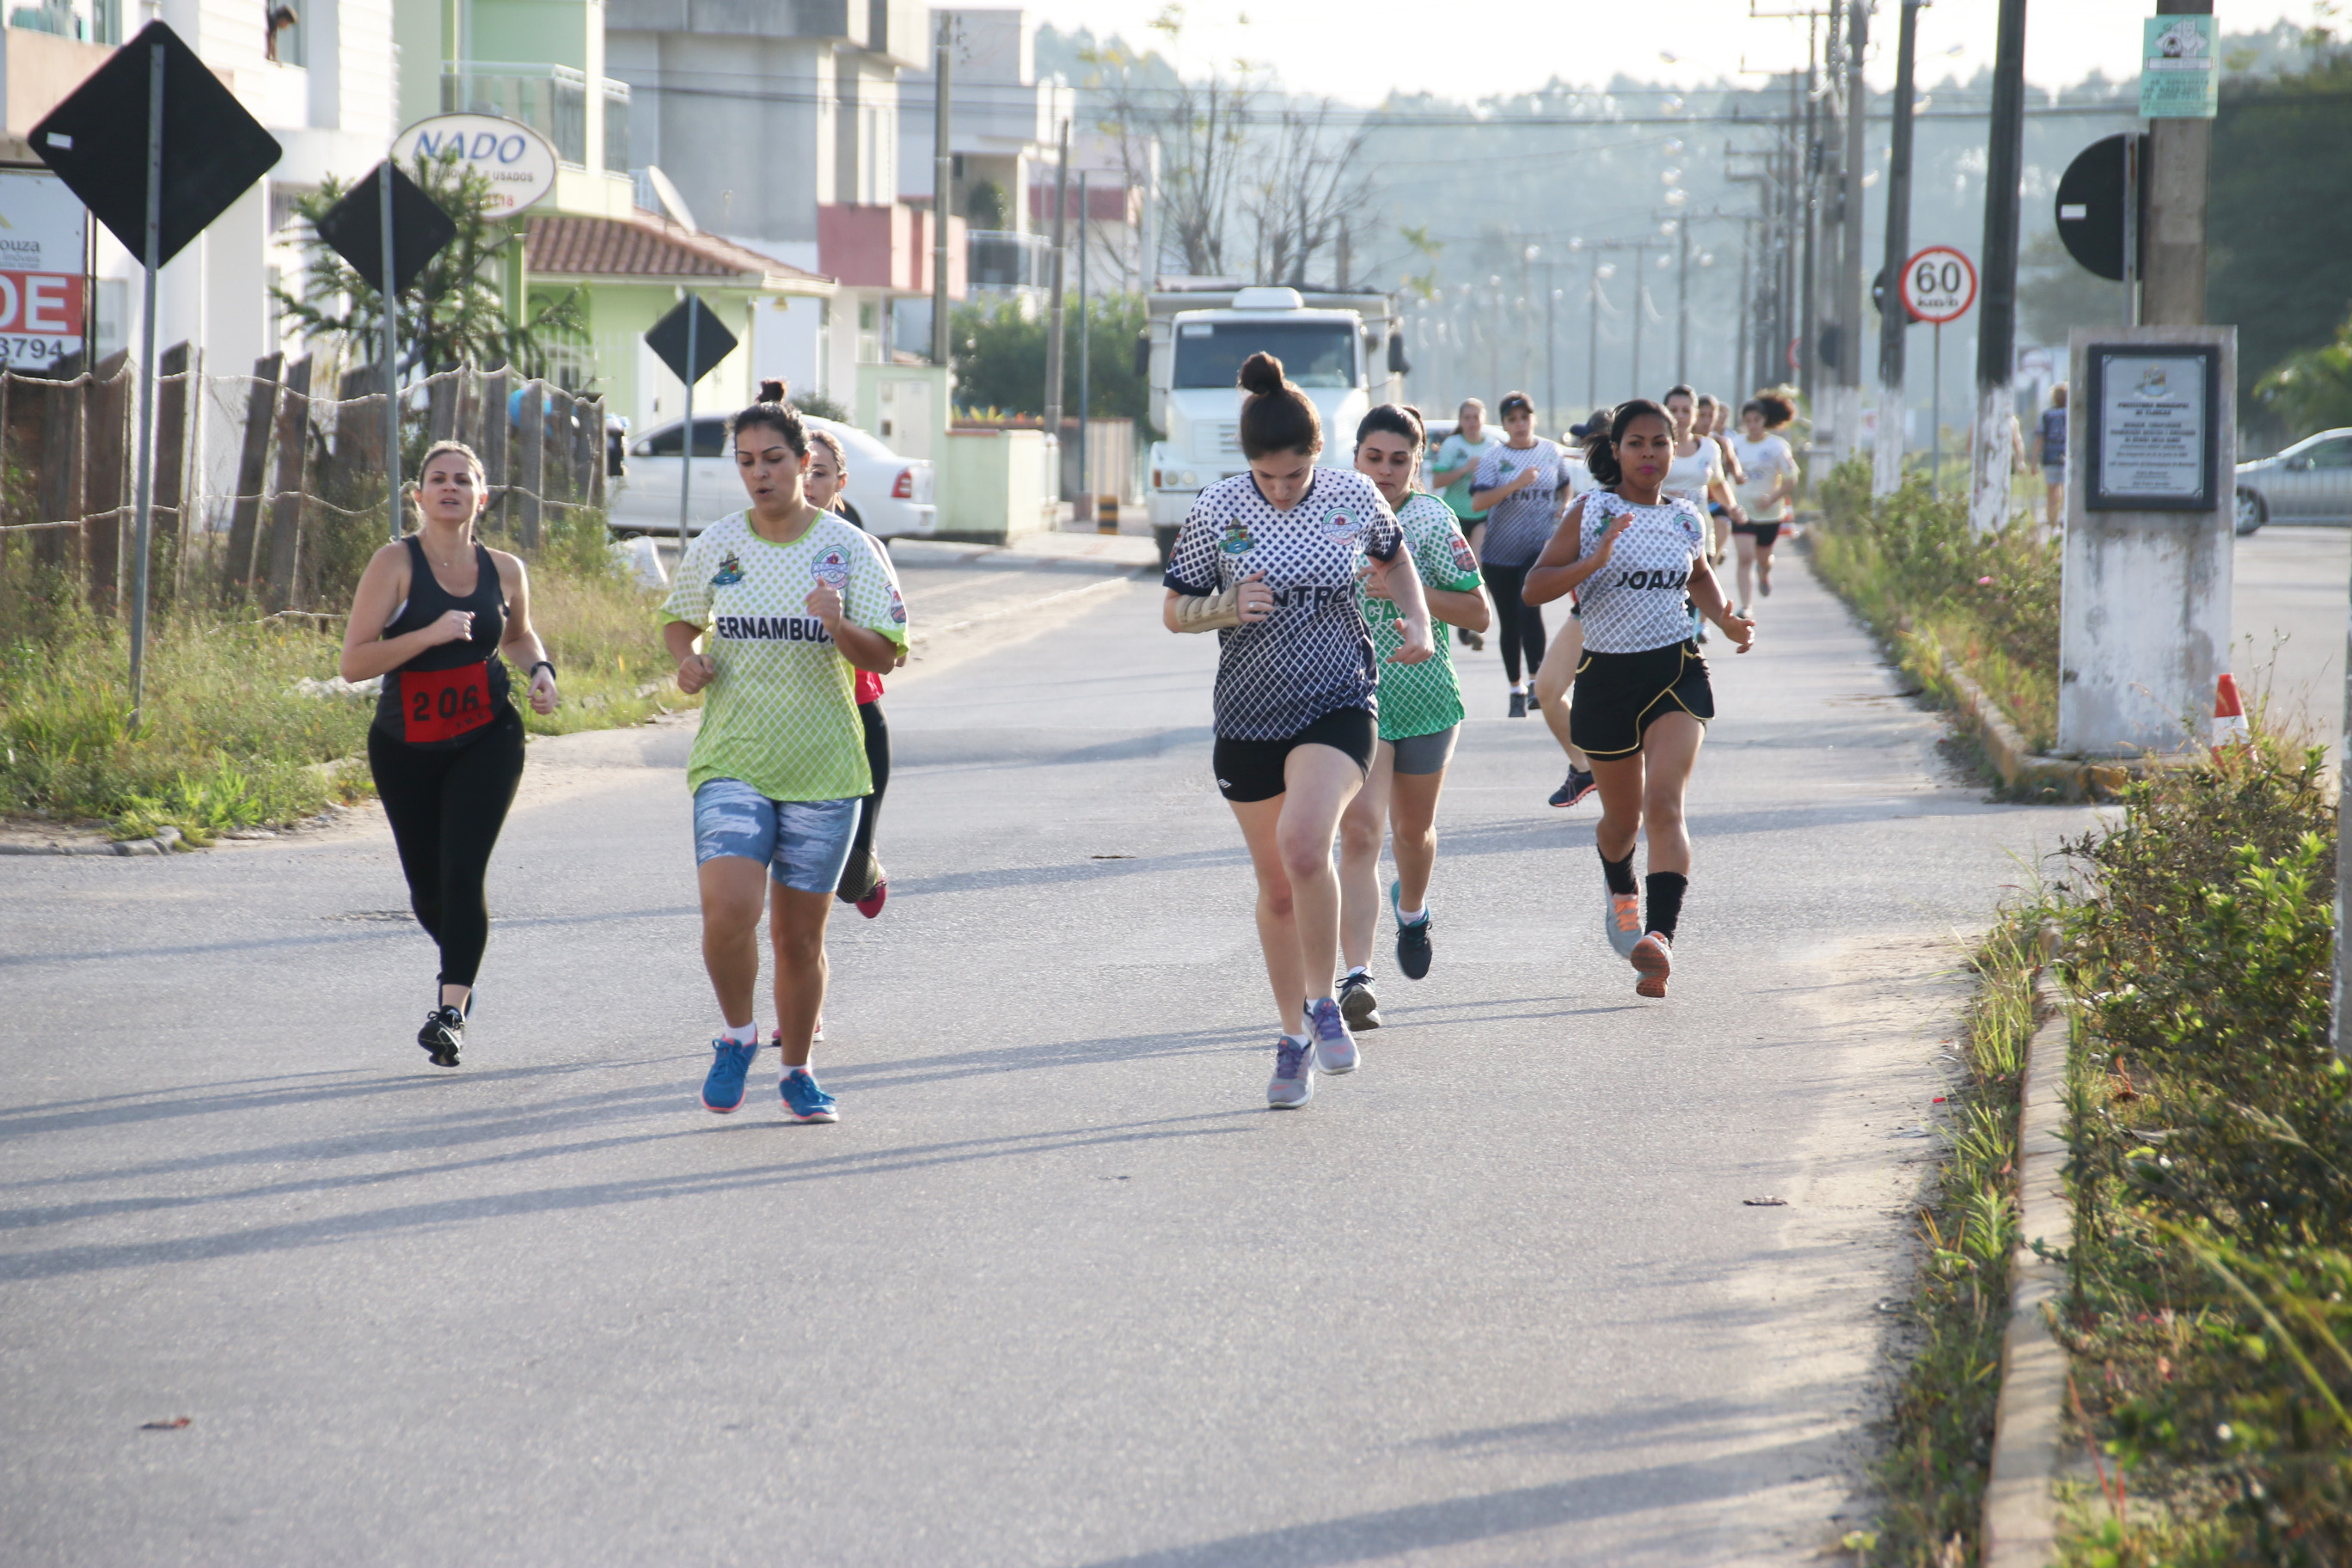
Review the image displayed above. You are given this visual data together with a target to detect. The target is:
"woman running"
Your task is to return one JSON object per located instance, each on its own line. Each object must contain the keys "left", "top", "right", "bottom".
{"left": 1661, "top": 386, "right": 1746, "bottom": 642}
{"left": 1522, "top": 400, "right": 1754, "bottom": 998}
{"left": 1468, "top": 391, "right": 1565, "bottom": 716}
{"left": 1163, "top": 352, "right": 1435, "bottom": 1108}
{"left": 339, "top": 441, "right": 560, "bottom": 1067}
{"left": 1529, "top": 407, "right": 1613, "bottom": 809}
{"left": 1429, "top": 399, "right": 1500, "bottom": 651}
{"left": 662, "top": 381, "right": 909, "bottom": 1123}
{"left": 1725, "top": 393, "right": 1801, "bottom": 614}
{"left": 804, "top": 426, "right": 891, "bottom": 917}
{"left": 1693, "top": 394, "right": 1747, "bottom": 564}
{"left": 1333, "top": 403, "right": 1490, "bottom": 1030}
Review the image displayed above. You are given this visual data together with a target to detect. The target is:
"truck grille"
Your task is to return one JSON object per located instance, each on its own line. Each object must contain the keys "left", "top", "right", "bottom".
{"left": 1199, "top": 424, "right": 1241, "bottom": 461}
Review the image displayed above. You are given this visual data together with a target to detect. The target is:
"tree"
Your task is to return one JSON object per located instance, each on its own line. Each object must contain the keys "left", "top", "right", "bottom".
{"left": 273, "top": 150, "right": 584, "bottom": 383}
{"left": 2255, "top": 308, "right": 2352, "bottom": 437}
{"left": 952, "top": 293, "right": 1150, "bottom": 426}
{"left": 1240, "top": 97, "right": 1375, "bottom": 287}
{"left": 1075, "top": 9, "right": 1258, "bottom": 279}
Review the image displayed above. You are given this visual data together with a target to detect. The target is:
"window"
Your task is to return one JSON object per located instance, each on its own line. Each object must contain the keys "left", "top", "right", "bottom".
{"left": 1172, "top": 322, "right": 1360, "bottom": 390}
{"left": 2307, "top": 438, "right": 2352, "bottom": 470}
{"left": 637, "top": 417, "right": 730, "bottom": 457}
{"left": 264, "top": 0, "right": 303, "bottom": 66}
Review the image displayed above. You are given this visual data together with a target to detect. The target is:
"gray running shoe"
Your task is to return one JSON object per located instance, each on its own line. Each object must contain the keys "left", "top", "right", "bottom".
{"left": 1338, "top": 971, "right": 1383, "bottom": 1031}
{"left": 1631, "top": 933, "right": 1673, "bottom": 998}
{"left": 1267, "top": 1034, "right": 1315, "bottom": 1108}
{"left": 1606, "top": 888, "right": 1644, "bottom": 959}
{"left": 1306, "top": 996, "right": 1358, "bottom": 1075}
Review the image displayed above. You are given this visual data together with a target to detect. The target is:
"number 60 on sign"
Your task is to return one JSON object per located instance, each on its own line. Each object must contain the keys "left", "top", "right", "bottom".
{"left": 1901, "top": 246, "right": 1977, "bottom": 325}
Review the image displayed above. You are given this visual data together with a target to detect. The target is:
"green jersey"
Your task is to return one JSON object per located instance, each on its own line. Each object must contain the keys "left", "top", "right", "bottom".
{"left": 1434, "top": 428, "right": 1505, "bottom": 522}
{"left": 1363, "top": 491, "right": 1483, "bottom": 740}
{"left": 660, "top": 511, "right": 910, "bottom": 803}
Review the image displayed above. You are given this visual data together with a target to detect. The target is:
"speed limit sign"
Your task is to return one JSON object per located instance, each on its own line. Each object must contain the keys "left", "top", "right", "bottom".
{"left": 1901, "top": 246, "right": 1977, "bottom": 324}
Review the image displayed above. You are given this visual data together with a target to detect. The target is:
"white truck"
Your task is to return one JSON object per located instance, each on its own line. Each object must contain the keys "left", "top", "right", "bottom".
{"left": 1142, "top": 283, "right": 1408, "bottom": 546}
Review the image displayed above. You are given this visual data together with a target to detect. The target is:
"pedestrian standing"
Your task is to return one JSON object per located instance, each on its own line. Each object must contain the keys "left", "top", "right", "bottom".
{"left": 1725, "top": 394, "right": 1801, "bottom": 613}
{"left": 805, "top": 426, "right": 892, "bottom": 918}
{"left": 1522, "top": 400, "right": 1755, "bottom": 998}
{"left": 1334, "top": 403, "right": 1491, "bottom": 1029}
{"left": 2032, "top": 383, "right": 2067, "bottom": 531}
{"left": 662, "top": 381, "right": 909, "bottom": 1122}
{"left": 339, "top": 441, "right": 560, "bottom": 1068}
{"left": 1163, "top": 352, "right": 1436, "bottom": 1108}
{"left": 1429, "top": 399, "right": 1501, "bottom": 651}
{"left": 1468, "top": 391, "right": 1565, "bottom": 715}
{"left": 1530, "top": 407, "right": 1612, "bottom": 809}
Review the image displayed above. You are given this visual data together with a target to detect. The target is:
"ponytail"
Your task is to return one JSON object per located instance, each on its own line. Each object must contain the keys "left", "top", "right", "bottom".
{"left": 732, "top": 378, "right": 808, "bottom": 456}
{"left": 1236, "top": 352, "right": 1322, "bottom": 457}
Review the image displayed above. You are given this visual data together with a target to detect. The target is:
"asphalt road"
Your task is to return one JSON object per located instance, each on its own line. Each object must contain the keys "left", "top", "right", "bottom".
{"left": 1, "top": 544, "right": 2098, "bottom": 1565}
{"left": 2232, "top": 523, "right": 2350, "bottom": 760}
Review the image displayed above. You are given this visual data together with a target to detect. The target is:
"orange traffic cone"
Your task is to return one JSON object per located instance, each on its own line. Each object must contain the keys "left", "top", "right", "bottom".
{"left": 2211, "top": 672, "right": 2249, "bottom": 758}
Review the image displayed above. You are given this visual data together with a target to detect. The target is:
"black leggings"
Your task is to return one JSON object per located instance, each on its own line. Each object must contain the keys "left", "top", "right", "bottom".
{"left": 1480, "top": 562, "right": 1550, "bottom": 686}
{"left": 836, "top": 700, "right": 890, "bottom": 897}
{"left": 367, "top": 713, "right": 525, "bottom": 989}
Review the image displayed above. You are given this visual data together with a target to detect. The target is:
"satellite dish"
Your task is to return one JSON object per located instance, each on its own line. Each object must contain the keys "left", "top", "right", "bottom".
{"left": 645, "top": 165, "right": 697, "bottom": 233}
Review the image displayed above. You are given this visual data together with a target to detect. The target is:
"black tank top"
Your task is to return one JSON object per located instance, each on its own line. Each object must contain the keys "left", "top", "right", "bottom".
{"left": 371, "top": 535, "right": 515, "bottom": 748}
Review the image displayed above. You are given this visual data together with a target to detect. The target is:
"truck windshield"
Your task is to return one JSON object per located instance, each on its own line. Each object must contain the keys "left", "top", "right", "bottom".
{"left": 1173, "top": 322, "right": 1359, "bottom": 389}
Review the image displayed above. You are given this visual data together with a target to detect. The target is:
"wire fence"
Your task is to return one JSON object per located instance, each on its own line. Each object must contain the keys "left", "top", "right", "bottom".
{"left": 0, "top": 346, "right": 609, "bottom": 622}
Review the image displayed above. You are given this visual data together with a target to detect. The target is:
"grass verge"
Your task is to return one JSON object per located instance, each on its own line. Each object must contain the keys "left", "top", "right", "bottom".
{"left": 1847, "top": 910, "right": 2040, "bottom": 1568}
{"left": 0, "top": 511, "right": 689, "bottom": 842}
{"left": 1810, "top": 458, "right": 2060, "bottom": 756}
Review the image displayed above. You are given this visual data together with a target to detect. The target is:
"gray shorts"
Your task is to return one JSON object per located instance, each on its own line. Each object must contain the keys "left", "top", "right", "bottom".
{"left": 693, "top": 779, "right": 863, "bottom": 894}
{"left": 1387, "top": 724, "right": 1460, "bottom": 776}
{"left": 2043, "top": 464, "right": 2064, "bottom": 488}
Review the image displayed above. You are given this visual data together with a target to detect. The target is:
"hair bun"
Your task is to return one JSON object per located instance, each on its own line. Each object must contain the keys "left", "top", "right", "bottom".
{"left": 1237, "top": 352, "right": 1288, "bottom": 396}
{"left": 759, "top": 378, "right": 789, "bottom": 404}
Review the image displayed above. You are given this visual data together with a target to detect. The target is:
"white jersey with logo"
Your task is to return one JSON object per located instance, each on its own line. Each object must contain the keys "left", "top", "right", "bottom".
{"left": 1165, "top": 468, "right": 1404, "bottom": 741}
{"left": 1575, "top": 490, "right": 1711, "bottom": 654}
{"left": 1662, "top": 438, "right": 1723, "bottom": 507}
{"left": 1729, "top": 432, "right": 1799, "bottom": 519}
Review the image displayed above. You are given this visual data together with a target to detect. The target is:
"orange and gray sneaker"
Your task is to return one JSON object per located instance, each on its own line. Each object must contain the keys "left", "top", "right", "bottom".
{"left": 1606, "top": 889, "right": 1643, "bottom": 959}
{"left": 1630, "top": 933, "right": 1672, "bottom": 998}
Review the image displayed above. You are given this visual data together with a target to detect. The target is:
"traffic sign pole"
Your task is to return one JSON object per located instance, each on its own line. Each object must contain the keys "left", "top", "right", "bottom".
{"left": 126, "top": 39, "right": 163, "bottom": 732}
{"left": 679, "top": 302, "right": 697, "bottom": 543}
{"left": 382, "top": 165, "right": 399, "bottom": 541}
{"left": 1930, "top": 322, "right": 1941, "bottom": 496}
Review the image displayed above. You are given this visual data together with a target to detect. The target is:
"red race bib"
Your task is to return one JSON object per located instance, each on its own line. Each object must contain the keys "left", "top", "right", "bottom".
{"left": 401, "top": 663, "right": 494, "bottom": 744}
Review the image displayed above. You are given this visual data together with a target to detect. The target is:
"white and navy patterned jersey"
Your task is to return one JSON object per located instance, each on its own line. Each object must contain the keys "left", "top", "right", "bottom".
{"left": 1575, "top": 490, "right": 1711, "bottom": 653}
{"left": 1165, "top": 468, "right": 1405, "bottom": 740}
{"left": 1469, "top": 442, "right": 1565, "bottom": 567}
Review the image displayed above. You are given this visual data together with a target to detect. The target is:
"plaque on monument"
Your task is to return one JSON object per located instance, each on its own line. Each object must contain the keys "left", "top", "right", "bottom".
{"left": 2085, "top": 344, "right": 2219, "bottom": 512}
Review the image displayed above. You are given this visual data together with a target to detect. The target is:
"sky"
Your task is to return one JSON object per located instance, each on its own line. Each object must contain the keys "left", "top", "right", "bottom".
{"left": 1030, "top": 0, "right": 2324, "bottom": 101}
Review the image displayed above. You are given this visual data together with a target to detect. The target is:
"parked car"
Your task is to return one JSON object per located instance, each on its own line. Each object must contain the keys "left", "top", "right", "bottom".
{"left": 607, "top": 413, "right": 937, "bottom": 540}
{"left": 2235, "top": 427, "right": 2352, "bottom": 536}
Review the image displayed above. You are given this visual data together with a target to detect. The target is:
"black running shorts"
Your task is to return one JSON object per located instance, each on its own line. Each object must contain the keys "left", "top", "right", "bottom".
{"left": 1731, "top": 519, "right": 1784, "bottom": 544}
{"left": 1213, "top": 707, "right": 1376, "bottom": 803}
{"left": 1569, "top": 641, "right": 1714, "bottom": 760}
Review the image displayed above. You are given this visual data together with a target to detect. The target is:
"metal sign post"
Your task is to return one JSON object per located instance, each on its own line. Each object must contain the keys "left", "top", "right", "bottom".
{"left": 1899, "top": 245, "right": 1978, "bottom": 496}
{"left": 643, "top": 293, "right": 738, "bottom": 547}
{"left": 382, "top": 168, "right": 399, "bottom": 539}
{"left": 126, "top": 40, "right": 163, "bottom": 726}
{"left": 679, "top": 304, "right": 697, "bottom": 541}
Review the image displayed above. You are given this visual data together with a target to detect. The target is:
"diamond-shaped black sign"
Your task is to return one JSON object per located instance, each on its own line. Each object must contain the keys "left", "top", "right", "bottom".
{"left": 646, "top": 295, "right": 738, "bottom": 386}
{"left": 31, "top": 21, "right": 280, "bottom": 268}
{"left": 315, "top": 162, "right": 459, "bottom": 297}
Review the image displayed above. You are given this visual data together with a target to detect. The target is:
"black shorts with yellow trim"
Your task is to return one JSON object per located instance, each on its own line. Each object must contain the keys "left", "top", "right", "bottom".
{"left": 1213, "top": 707, "right": 1375, "bottom": 803}
{"left": 1568, "top": 641, "right": 1714, "bottom": 759}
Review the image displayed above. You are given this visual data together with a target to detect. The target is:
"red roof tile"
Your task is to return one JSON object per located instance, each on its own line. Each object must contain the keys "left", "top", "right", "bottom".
{"left": 524, "top": 213, "right": 833, "bottom": 289}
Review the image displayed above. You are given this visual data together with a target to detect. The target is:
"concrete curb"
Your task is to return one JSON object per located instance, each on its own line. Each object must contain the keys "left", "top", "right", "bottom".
{"left": 1981, "top": 920, "right": 2076, "bottom": 1568}
{"left": 1896, "top": 628, "right": 2131, "bottom": 802}
{"left": 0, "top": 824, "right": 181, "bottom": 857}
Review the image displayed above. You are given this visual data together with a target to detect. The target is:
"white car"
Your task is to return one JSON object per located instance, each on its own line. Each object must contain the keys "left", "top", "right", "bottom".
{"left": 608, "top": 413, "right": 937, "bottom": 540}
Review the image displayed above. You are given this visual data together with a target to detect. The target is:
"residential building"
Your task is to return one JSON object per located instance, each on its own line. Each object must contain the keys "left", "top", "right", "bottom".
{"left": 606, "top": 0, "right": 959, "bottom": 401}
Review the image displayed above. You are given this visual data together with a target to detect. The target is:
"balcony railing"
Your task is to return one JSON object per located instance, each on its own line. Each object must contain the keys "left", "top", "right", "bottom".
{"left": 968, "top": 230, "right": 1050, "bottom": 291}
{"left": 441, "top": 62, "right": 631, "bottom": 174}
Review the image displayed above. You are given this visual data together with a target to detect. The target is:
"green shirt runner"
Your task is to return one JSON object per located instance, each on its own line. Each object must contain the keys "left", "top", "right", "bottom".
{"left": 1361, "top": 490, "right": 1483, "bottom": 741}
{"left": 660, "top": 510, "right": 910, "bottom": 803}
{"left": 1433, "top": 427, "right": 1505, "bottom": 522}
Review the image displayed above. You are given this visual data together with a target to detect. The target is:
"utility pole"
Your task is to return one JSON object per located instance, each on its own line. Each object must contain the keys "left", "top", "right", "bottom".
{"left": 1544, "top": 263, "right": 1558, "bottom": 426}
{"left": 1798, "top": 15, "right": 1821, "bottom": 409}
{"left": 1587, "top": 259, "right": 1606, "bottom": 407}
{"left": 2143, "top": 0, "right": 2211, "bottom": 325}
{"left": 1042, "top": 118, "right": 1071, "bottom": 505}
{"left": 1967, "top": 0, "right": 2028, "bottom": 534}
{"left": 1835, "top": 0, "right": 1868, "bottom": 462}
{"left": 1873, "top": 0, "right": 1924, "bottom": 496}
{"left": 1077, "top": 169, "right": 1090, "bottom": 518}
{"left": 1674, "top": 218, "right": 1690, "bottom": 384}
{"left": 929, "top": 14, "right": 952, "bottom": 368}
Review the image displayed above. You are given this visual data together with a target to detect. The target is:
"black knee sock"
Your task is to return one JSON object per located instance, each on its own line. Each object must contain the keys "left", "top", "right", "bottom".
{"left": 1645, "top": 873, "right": 1687, "bottom": 940}
{"left": 1600, "top": 847, "right": 1637, "bottom": 896}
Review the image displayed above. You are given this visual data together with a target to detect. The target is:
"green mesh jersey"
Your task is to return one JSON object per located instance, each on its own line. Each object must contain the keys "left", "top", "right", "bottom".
{"left": 660, "top": 511, "right": 910, "bottom": 802}
{"left": 1362, "top": 491, "right": 1484, "bottom": 740}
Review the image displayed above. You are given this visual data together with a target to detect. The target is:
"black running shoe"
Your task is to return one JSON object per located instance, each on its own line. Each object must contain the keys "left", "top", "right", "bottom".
{"left": 1508, "top": 690, "right": 1528, "bottom": 719}
{"left": 1390, "top": 879, "right": 1433, "bottom": 980}
{"left": 1338, "top": 971, "right": 1383, "bottom": 1030}
{"left": 417, "top": 1006, "right": 464, "bottom": 1068}
{"left": 1549, "top": 768, "right": 1597, "bottom": 808}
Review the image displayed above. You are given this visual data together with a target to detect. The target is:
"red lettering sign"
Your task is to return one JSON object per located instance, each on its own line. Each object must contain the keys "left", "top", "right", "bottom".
{"left": 0, "top": 272, "right": 84, "bottom": 336}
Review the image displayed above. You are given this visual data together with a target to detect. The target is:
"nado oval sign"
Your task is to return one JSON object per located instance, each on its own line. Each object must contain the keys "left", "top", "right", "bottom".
{"left": 1901, "top": 245, "right": 1977, "bottom": 325}
{"left": 391, "top": 114, "right": 558, "bottom": 217}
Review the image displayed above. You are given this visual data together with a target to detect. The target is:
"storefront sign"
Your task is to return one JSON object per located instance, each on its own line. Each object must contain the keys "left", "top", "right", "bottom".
{"left": 392, "top": 114, "right": 557, "bottom": 217}
{"left": 2141, "top": 15, "right": 2218, "bottom": 119}
{"left": 0, "top": 171, "right": 87, "bottom": 371}
{"left": 2086, "top": 343, "right": 2220, "bottom": 511}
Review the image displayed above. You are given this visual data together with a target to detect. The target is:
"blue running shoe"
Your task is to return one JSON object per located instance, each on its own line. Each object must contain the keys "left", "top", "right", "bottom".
{"left": 703, "top": 1038, "right": 757, "bottom": 1113}
{"left": 781, "top": 1067, "right": 839, "bottom": 1124}
{"left": 1306, "top": 996, "right": 1358, "bottom": 1075}
{"left": 1266, "top": 1034, "right": 1314, "bottom": 1108}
